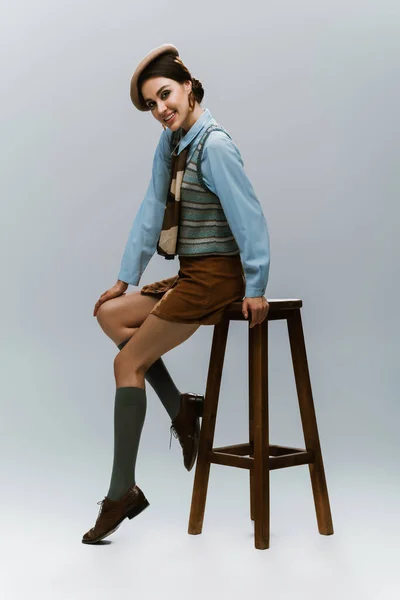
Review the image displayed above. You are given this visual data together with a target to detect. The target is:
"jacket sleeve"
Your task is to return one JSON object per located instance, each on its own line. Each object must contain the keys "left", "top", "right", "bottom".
{"left": 118, "top": 129, "right": 172, "bottom": 285}
{"left": 201, "top": 130, "right": 270, "bottom": 298}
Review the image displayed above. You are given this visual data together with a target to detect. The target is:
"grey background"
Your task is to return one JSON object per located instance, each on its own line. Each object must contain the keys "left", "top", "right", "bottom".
{"left": 1, "top": 0, "right": 399, "bottom": 598}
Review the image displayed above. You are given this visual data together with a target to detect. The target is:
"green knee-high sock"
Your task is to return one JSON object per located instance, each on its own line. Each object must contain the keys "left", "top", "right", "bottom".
{"left": 106, "top": 386, "right": 147, "bottom": 501}
{"left": 117, "top": 339, "right": 181, "bottom": 421}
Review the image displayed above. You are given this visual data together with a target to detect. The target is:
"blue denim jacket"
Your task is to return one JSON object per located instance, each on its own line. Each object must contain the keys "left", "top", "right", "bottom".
{"left": 118, "top": 108, "right": 270, "bottom": 298}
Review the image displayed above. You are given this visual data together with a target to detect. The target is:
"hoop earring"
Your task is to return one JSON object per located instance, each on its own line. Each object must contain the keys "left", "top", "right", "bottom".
{"left": 188, "top": 90, "right": 196, "bottom": 111}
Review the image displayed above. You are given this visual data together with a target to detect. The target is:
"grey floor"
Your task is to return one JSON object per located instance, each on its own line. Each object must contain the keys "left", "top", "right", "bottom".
{"left": 2, "top": 456, "right": 398, "bottom": 600}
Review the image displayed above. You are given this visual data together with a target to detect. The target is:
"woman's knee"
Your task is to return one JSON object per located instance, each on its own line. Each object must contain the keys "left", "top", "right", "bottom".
{"left": 96, "top": 306, "right": 106, "bottom": 329}
{"left": 97, "top": 291, "right": 157, "bottom": 330}
{"left": 96, "top": 299, "right": 115, "bottom": 327}
{"left": 113, "top": 350, "right": 146, "bottom": 378}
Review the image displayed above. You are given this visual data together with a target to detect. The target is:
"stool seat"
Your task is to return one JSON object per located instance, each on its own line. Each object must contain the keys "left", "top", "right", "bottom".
{"left": 224, "top": 299, "right": 302, "bottom": 321}
{"left": 228, "top": 298, "right": 302, "bottom": 310}
{"left": 187, "top": 297, "right": 334, "bottom": 550}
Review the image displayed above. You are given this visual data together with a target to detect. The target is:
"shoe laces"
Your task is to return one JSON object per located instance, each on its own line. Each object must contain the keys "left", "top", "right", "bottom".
{"left": 96, "top": 497, "right": 110, "bottom": 519}
{"left": 169, "top": 423, "right": 194, "bottom": 450}
{"left": 169, "top": 425, "right": 178, "bottom": 449}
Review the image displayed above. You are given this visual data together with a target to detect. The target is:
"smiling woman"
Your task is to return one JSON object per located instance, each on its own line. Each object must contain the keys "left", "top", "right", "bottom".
{"left": 84, "top": 43, "right": 270, "bottom": 545}
{"left": 137, "top": 52, "right": 205, "bottom": 133}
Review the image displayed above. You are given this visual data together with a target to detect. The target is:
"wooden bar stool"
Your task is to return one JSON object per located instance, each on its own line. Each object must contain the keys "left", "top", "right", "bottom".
{"left": 188, "top": 299, "right": 334, "bottom": 550}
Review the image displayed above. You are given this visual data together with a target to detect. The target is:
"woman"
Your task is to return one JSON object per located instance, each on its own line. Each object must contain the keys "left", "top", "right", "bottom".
{"left": 82, "top": 44, "right": 270, "bottom": 544}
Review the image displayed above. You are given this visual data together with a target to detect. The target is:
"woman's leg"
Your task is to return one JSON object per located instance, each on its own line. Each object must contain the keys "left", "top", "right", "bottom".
{"left": 107, "top": 314, "right": 200, "bottom": 500}
{"left": 96, "top": 291, "right": 188, "bottom": 420}
{"left": 113, "top": 314, "right": 200, "bottom": 389}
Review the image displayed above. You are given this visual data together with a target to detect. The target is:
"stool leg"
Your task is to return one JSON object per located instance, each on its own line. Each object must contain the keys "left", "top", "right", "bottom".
{"left": 287, "top": 309, "right": 334, "bottom": 536}
{"left": 188, "top": 317, "right": 230, "bottom": 535}
{"left": 250, "top": 319, "right": 270, "bottom": 550}
{"left": 249, "top": 345, "right": 255, "bottom": 522}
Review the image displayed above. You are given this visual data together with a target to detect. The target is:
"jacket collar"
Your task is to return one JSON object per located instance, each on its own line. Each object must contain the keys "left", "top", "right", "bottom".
{"left": 176, "top": 108, "right": 214, "bottom": 155}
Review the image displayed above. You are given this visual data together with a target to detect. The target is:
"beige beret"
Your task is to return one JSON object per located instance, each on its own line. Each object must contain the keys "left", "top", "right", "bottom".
{"left": 130, "top": 43, "right": 180, "bottom": 111}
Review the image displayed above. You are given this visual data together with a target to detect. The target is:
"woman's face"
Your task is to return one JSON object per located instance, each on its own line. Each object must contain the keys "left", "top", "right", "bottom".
{"left": 141, "top": 77, "right": 192, "bottom": 131}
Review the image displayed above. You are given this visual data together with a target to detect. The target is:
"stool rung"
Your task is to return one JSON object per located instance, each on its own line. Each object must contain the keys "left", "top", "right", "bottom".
{"left": 207, "top": 444, "right": 314, "bottom": 471}
{"left": 212, "top": 443, "right": 311, "bottom": 458}
{"left": 208, "top": 451, "right": 253, "bottom": 470}
{"left": 270, "top": 450, "right": 314, "bottom": 470}
{"left": 269, "top": 444, "right": 309, "bottom": 456}
{"left": 213, "top": 443, "right": 252, "bottom": 455}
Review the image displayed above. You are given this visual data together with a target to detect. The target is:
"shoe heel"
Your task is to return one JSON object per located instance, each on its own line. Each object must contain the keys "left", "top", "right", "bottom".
{"left": 127, "top": 498, "right": 150, "bottom": 520}
{"left": 192, "top": 396, "right": 204, "bottom": 417}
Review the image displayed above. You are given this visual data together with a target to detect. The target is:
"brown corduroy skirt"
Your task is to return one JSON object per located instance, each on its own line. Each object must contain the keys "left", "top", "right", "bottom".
{"left": 140, "top": 254, "right": 245, "bottom": 325}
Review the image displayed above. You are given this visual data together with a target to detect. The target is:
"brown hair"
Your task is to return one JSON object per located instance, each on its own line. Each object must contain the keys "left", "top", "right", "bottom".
{"left": 138, "top": 53, "right": 204, "bottom": 111}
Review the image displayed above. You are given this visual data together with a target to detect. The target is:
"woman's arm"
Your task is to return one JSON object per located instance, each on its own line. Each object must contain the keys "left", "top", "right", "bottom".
{"left": 118, "top": 128, "right": 172, "bottom": 285}
{"left": 200, "top": 131, "right": 270, "bottom": 298}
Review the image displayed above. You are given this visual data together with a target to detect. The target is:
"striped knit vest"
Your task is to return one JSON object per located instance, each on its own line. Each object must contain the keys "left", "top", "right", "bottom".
{"left": 174, "top": 124, "right": 240, "bottom": 257}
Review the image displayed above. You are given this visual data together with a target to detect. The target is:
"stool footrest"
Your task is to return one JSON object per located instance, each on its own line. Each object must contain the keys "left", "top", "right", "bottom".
{"left": 208, "top": 444, "right": 315, "bottom": 470}
{"left": 213, "top": 443, "right": 252, "bottom": 456}
{"left": 208, "top": 451, "right": 253, "bottom": 469}
{"left": 269, "top": 449, "right": 314, "bottom": 470}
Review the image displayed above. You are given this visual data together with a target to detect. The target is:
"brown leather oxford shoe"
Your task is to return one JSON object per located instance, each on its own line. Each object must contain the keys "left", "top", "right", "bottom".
{"left": 82, "top": 484, "right": 149, "bottom": 544}
{"left": 170, "top": 392, "right": 203, "bottom": 471}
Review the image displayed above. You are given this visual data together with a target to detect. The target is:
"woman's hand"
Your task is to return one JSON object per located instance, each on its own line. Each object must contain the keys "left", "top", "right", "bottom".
{"left": 242, "top": 296, "right": 269, "bottom": 328}
{"left": 93, "top": 280, "right": 128, "bottom": 317}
